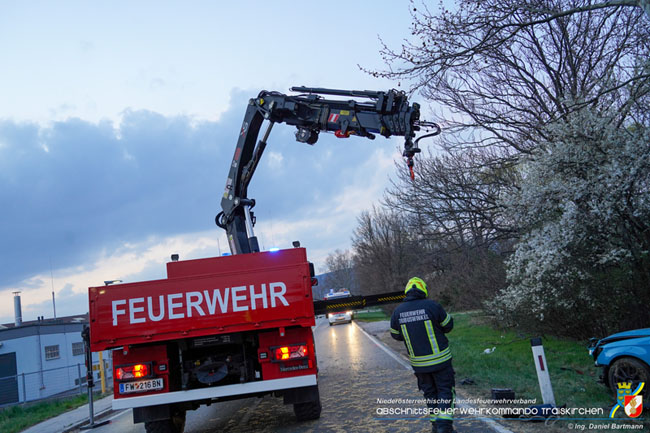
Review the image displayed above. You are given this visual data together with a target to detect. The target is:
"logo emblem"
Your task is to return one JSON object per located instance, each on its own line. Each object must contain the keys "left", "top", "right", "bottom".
{"left": 610, "top": 382, "right": 644, "bottom": 418}
{"left": 624, "top": 395, "right": 643, "bottom": 418}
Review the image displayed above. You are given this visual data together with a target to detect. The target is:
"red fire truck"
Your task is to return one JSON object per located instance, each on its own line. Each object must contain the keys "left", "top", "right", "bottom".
{"left": 88, "top": 87, "right": 437, "bottom": 433}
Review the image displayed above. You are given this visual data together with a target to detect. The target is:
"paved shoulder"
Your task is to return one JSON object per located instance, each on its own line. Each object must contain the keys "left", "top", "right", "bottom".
{"left": 22, "top": 395, "right": 114, "bottom": 433}
{"left": 355, "top": 319, "right": 516, "bottom": 433}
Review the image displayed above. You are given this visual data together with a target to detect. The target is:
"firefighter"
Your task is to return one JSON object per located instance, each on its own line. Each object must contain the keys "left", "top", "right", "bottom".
{"left": 390, "top": 277, "right": 455, "bottom": 433}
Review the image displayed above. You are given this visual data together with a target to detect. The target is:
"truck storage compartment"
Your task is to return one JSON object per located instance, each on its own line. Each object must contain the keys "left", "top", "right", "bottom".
{"left": 88, "top": 248, "right": 315, "bottom": 351}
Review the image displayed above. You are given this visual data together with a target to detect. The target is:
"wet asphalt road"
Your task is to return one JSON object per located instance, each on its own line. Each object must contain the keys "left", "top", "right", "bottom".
{"left": 87, "top": 318, "right": 501, "bottom": 433}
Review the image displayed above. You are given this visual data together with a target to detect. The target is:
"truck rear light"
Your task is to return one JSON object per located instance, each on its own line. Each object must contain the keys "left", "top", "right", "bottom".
{"left": 116, "top": 363, "right": 151, "bottom": 381}
{"left": 272, "top": 344, "right": 308, "bottom": 361}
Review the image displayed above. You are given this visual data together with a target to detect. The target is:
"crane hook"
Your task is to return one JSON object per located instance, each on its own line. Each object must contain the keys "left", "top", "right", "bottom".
{"left": 404, "top": 121, "right": 441, "bottom": 181}
{"left": 406, "top": 156, "right": 415, "bottom": 180}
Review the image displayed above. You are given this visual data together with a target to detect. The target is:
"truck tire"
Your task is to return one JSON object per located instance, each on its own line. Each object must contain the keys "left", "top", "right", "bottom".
{"left": 293, "top": 399, "right": 322, "bottom": 421}
{"left": 144, "top": 411, "right": 186, "bottom": 433}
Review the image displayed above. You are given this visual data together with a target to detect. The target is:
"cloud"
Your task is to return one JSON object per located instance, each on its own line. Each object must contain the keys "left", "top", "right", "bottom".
{"left": 0, "top": 90, "right": 406, "bottom": 323}
{"left": 0, "top": 101, "right": 239, "bottom": 289}
{"left": 266, "top": 151, "right": 284, "bottom": 171}
{"left": 1, "top": 230, "right": 225, "bottom": 323}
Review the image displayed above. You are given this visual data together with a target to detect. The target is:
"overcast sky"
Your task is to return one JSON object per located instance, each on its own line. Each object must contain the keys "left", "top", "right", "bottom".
{"left": 0, "top": 1, "right": 437, "bottom": 324}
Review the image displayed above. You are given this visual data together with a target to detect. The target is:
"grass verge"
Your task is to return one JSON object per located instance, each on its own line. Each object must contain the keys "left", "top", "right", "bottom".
{"left": 366, "top": 310, "right": 649, "bottom": 431}
{"left": 353, "top": 309, "right": 390, "bottom": 322}
{"left": 449, "top": 312, "right": 646, "bottom": 420}
{"left": 0, "top": 391, "right": 106, "bottom": 433}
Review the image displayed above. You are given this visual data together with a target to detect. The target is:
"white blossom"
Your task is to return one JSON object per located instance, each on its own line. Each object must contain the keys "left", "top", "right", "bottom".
{"left": 489, "top": 107, "right": 650, "bottom": 333}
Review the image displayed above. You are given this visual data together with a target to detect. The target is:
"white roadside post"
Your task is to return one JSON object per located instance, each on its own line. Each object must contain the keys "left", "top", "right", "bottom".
{"left": 530, "top": 337, "right": 556, "bottom": 406}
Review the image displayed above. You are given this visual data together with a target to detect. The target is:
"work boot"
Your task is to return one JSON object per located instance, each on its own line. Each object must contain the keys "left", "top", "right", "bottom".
{"left": 437, "top": 422, "right": 454, "bottom": 433}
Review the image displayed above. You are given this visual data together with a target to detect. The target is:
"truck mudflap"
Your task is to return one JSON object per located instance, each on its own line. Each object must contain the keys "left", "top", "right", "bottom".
{"left": 113, "top": 374, "right": 317, "bottom": 410}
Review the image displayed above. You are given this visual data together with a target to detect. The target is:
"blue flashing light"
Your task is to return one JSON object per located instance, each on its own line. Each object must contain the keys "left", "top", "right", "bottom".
{"left": 269, "top": 247, "right": 280, "bottom": 252}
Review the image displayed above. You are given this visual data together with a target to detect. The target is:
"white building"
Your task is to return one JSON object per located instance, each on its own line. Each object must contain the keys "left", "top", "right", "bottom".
{"left": 0, "top": 313, "right": 112, "bottom": 406}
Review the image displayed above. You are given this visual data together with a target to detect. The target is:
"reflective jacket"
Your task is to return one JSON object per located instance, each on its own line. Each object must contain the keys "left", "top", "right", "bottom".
{"left": 390, "top": 289, "right": 453, "bottom": 372}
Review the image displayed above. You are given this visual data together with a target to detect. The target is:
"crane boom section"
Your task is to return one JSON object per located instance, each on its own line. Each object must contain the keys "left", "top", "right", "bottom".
{"left": 218, "top": 88, "right": 423, "bottom": 255}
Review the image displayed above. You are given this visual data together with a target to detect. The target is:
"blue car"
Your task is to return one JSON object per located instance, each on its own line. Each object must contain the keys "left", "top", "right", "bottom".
{"left": 588, "top": 328, "right": 650, "bottom": 395}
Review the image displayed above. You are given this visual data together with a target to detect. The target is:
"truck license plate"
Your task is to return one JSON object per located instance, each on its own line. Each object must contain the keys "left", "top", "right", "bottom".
{"left": 119, "top": 378, "right": 163, "bottom": 394}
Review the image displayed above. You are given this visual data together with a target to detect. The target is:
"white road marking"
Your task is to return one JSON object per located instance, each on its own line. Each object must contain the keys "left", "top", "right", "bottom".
{"left": 456, "top": 401, "right": 516, "bottom": 433}
{"left": 313, "top": 317, "right": 326, "bottom": 332}
{"left": 352, "top": 321, "right": 411, "bottom": 371}
{"left": 105, "top": 409, "right": 130, "bottom": 422}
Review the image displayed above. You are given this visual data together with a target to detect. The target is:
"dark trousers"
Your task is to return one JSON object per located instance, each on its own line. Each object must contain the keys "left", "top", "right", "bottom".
{"left": 415, "top": 363, "right": 455, "bottom": 432}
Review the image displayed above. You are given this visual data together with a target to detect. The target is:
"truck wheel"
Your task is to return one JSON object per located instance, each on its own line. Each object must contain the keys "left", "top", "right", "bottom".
{"left": 144, "top": 411, "right": 186, "bottom": 433}
{"left": 293, "top": 399, "right": 322, "bottom": 421}
{"left": 607, "top": 357, "right": 650, "bottom": 395}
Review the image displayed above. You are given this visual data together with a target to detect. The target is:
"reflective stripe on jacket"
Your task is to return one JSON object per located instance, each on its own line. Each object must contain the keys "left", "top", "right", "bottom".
{"left": 390, "top": 289, "right": 453, "bottom": 372}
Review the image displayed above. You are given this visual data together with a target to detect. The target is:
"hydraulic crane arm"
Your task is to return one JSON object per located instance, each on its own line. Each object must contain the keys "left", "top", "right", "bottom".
{"left": 216, "top": 86, "right": 439, "bottom": 255}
